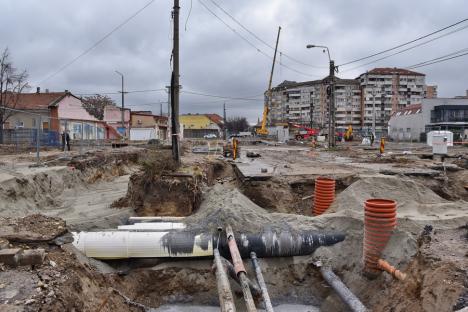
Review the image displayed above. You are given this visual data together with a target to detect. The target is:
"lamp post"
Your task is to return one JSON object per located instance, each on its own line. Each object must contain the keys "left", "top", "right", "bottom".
{"left": 115, "top": 70, "right": 126, "bottom": 138}
{"left": 306, "top": 44, "right": 336, "bottom": 148}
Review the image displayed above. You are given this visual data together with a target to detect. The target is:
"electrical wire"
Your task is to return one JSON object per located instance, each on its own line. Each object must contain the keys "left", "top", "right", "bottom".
{"left": 182, "top": 90, "right": 263, "bottom": 101}
{"left": 406, "top": 48, "right": 468, "bottom": 69}
{"left": 340, "top": 23, "right": 468, "bottom": 73}
{"left": 338, "top": 17, "right": 468, "bottom": 67}
{"left": 38, "top": 0, "right": 156, "bottom": 85}
{"left": 185, "top": 0, "right": 193, "bottom": 31}
{"left": 197, "top": 0, "right": 323, "bottom": 78}
{"left": 207, "top": 0, "right": 326, "bottom": 69}
{"left": 76, "top": 88, "right": 166, "bottom": 96}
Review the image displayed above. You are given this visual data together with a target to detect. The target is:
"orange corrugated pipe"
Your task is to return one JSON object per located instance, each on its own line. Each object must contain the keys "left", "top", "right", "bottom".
{"left": 363, "top": 199, "right": 397, "bottom": 277}
{"left": 313, "top": 177, "right": 335, "bottom": 216}
{"left": 377, "top": 259, "right": 407, "bottom": 281}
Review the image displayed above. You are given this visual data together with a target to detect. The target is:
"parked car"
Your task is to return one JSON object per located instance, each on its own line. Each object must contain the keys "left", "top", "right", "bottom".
{"left": 204, "top": 133, "right": 217, "bottom": 139}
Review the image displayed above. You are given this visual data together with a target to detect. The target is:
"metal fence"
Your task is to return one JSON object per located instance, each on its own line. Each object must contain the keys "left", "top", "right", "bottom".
{"left": 0, "top": 106, "right": 120, "bottom": 164}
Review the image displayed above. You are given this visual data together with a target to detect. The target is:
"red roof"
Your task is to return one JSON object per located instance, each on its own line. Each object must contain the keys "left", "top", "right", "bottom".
{"left": 4, "top": 92, "right": 67, "bottom": 110}
{"left": 391, "top": 104, "right": 422, "bottom": 117}
{"left": 367, "top": 67, "right": 425, "bottom": 76}
{"left": 205, "top": 113, "right": 224, "bottom": 126}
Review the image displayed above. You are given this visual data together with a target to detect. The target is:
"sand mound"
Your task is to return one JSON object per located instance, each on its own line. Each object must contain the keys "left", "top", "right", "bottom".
{"left": 185, "top": 184, "right": 315, "bottom": 233}
{"left": 331, "top": 175, "right": 468, "bottom": 220}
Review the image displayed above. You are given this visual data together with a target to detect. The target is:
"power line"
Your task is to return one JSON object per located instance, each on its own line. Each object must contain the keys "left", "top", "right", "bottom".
{"left": 197, "top": 0, "right": 323, "bottom": 78}
{"left": 37, "top": 0, "right": 156, "bottom": 85}
{"left": 182, "top": 90, "right": 264, "bottom": 101}
{"left": 340, "top": 23, "right": 468, "bottom": 73}
{"left": 76, "top": 88, "right": 166, "bottom": 96}
{"left": 406, "top": 47, "right": 468, "bottom": 69}
{"left": 338, "top": 17, "right": 468, "bottom": 67}
{"left": 207, "top": 0, "right": 326, "bottom": 69}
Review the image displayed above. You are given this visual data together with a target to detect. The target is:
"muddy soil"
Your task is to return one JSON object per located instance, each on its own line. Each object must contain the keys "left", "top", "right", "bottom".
{"left": 0, "top": 149, "right": 143, "bottom": 230}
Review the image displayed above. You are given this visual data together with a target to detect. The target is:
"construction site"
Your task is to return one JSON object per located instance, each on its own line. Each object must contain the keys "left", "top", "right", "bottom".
{"left": 0, "top": 137, "right": 466, "bottom": 312}
{"left": 1, "top": 1, "right": 468, "bottom": 311}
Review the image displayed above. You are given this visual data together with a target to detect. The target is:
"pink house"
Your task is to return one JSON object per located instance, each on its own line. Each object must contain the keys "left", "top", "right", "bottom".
{"left": 103, "top": 105, "right": 131, "bottom": 137}
{"left": 8, "top": 89, "right": 120, "bottom": 140}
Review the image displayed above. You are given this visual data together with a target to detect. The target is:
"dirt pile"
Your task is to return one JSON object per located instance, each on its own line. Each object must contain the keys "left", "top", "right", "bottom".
{"left": 0, "top": 166, "right": 85, "bottom": 216}
{"left": 0, "top": 215, "right": 145, "bottom": 312}
{"left": 119, "top": 150, "right": 203, "bottom": 217}
{"left": 330, "top": 175, "right": 468, "bottom": 221}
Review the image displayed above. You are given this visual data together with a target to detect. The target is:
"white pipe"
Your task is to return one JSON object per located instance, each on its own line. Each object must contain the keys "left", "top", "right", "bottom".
{"left": 128, "top": 216, "right": 185, "bottom": 222}
{"left": 72, "top": 231, "right": 213, "bottom": 259}
{"left": 117, "top": 222, "right": 186, "bottom": 231}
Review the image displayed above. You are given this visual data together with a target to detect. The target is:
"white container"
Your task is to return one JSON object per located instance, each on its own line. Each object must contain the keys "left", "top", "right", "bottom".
{"left": 427, "top": 131, "right": 453, "bottom": 147}
{"left": 432, "top": 135, "right": 448, "bottom": 155}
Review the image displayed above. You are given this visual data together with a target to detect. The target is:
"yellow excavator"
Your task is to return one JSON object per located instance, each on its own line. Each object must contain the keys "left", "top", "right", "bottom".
{"left": 256, "top": 26, "right": 281, "bottom": 136}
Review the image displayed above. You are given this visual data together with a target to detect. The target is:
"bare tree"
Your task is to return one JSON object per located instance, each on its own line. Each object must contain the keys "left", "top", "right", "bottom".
{"left": 0, "top": 48, "right": 29, "bottom": 143}
{"left": 82, "top": 94, "right": 116, "bottom": 120}
{"left": 225, "top": 116, "right": 249, "bottom": 134}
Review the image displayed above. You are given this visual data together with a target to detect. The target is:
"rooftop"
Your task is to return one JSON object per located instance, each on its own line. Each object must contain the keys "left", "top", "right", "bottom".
{"left": 365, "top": 67, "right": 425, "bottom": 77}
{"left": 4, "top": 92, "right": 68, "bottom": 110}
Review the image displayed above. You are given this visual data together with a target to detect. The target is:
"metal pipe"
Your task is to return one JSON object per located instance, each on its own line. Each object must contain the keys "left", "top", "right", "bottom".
{"left": 319, "top": 265, "right": 367, "bottom": 312}
{"left": 128, "top": 216, "right": 185, "bottom": 223}
{"left": 250, "top": 252, "right": 274, "bottom": 312}
{"left": 226, "top": 225, "right": 257, "bottom": 312}
{"left": 220, "top": 257, "right": 261, "bottom": 297}
{"left": 214, "top": 249, "right": 236, "bottom": 312}
{"left": 72, "top": 230, "right": 345, "bottom": 260}
{"left": 117, "top": 222, "right": 186, "bottom": 231}
{"left": 217, "top": 230, "right": 345, "bottom": 259}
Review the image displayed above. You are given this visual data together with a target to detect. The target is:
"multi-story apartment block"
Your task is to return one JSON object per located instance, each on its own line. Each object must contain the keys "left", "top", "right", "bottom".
{"left": 269, "top": 77, "right": 361, "bottom": 131}
{"left": 268, "top": 67, "right": 427, "bottom": 135}
{"left": 358, "top": 68, "right": 426, "bottom": 133}
{"left": 424, "top": 85, "right": 438, "bottom": 99}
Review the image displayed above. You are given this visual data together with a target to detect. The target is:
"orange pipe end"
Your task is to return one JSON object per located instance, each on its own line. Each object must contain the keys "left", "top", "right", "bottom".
{"left": 377, "top": 259, "right": 407, "bottom": 281}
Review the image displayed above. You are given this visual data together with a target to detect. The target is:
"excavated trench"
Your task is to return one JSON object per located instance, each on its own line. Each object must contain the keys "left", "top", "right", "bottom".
{"left": 99, "top": 156, "right": 467, "bottom": 312}
{"left": 4, "top": 149, "right": 463, "bottom": 311}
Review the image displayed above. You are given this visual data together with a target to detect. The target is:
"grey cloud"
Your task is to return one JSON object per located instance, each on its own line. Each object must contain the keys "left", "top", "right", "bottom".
{"left": 1, "top": 0, "right": 467, "bottom": 124}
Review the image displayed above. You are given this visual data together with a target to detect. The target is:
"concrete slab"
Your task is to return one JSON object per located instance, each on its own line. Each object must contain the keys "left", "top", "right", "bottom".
{"left": 234, "top": 160, "right": 274, "bottom": 180}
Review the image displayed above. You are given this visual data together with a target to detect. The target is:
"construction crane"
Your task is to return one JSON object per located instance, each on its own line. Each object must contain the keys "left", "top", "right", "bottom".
{"left": 256, "top": 26, "right": 281, "bottom": 136}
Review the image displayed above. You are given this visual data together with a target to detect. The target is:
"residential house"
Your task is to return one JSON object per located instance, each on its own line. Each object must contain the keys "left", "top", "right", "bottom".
{"left": 179, "top": 113, "right": 223, "bottom": 138}
{"left": 103, "top": 104, "right": 131, "bottom": 137}
{"left": 130, "top": 111, "right": 168, "bottom": 141}
{"left": 3, "top": 89, "right": 118, "bottom": 143}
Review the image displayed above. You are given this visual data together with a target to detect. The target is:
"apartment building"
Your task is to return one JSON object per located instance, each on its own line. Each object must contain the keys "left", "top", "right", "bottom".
{"left": 269, "top": 77, "right": 361, "bottom": 131}
{"left": 269, "top": 68, "right": 427, "bottom": 135}
{"left": 358, "top": 68, "right": 426, "bottom": 134}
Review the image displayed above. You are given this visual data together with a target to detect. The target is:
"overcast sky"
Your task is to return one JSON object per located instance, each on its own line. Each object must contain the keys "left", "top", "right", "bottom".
{"left": 1, "top": 0, "right": 467, "bottom": 124}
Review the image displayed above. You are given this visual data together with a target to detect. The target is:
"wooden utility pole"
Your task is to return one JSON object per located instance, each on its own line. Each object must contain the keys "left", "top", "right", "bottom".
{"left": 329, "top": 60, "right": 336, "bottom": 148}
{"left": 171, "top": 0, "right": 181, "bottom": 163}
{"left": 223, "top": 102, "right": 227, "bottom": 140}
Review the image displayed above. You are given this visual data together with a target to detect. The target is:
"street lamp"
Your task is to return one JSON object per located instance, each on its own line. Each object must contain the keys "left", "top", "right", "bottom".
{"left": 307, "top": 44, "right": 336, "bottom": 148}
{"left": 115, "top": 70, "right": 125, "bottom": 138}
